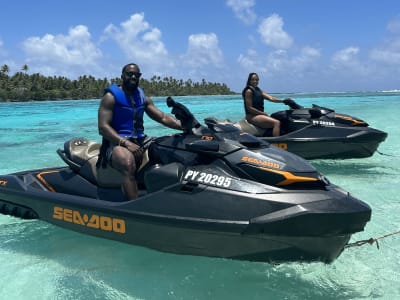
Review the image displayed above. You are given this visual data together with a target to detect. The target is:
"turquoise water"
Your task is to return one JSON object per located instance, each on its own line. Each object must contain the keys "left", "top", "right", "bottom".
{"left": 0, "top": 92, "right": 399, "bottom": 299}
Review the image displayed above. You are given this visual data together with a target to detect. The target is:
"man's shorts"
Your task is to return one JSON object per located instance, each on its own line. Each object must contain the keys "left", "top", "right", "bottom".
{"left": 105, "top": 137, "right": 146, "bottom": 165}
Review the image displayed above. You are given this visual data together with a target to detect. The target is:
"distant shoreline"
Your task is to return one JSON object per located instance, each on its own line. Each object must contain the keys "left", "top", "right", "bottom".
{"left": 1, "top": 90, "right": 399, "bottom": 103}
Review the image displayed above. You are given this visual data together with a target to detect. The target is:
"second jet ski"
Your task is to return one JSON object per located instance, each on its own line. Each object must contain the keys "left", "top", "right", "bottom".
{"left": 229, "top": 99, "right": 387, "bottom": 159}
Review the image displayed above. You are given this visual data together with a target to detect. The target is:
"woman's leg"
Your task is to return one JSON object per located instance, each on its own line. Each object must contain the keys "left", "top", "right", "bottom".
{"left": 247, "top": 115, "right": 280, "bottom": 137}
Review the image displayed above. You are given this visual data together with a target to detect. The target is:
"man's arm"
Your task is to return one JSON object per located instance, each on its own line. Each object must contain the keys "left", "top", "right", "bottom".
{"left": 98, "top": 92, "right": 123, "bottom": 145}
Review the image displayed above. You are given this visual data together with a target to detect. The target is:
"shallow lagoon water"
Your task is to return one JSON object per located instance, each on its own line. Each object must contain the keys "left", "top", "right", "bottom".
{"left": 0, "top": 92, "right": 399, "bottom": 299}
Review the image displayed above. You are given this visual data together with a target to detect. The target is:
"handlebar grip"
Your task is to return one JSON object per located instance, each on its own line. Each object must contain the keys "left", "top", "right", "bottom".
{"left": 166, "top": 96, "right": 175, "bottom": 107}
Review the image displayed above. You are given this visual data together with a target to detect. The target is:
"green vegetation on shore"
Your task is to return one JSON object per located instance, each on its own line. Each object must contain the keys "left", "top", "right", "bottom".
{"left": 0, "top": 64, "right": 235, "bottom": 102}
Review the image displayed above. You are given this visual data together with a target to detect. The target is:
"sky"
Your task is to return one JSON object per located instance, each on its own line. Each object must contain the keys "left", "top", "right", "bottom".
{"left": 1, "top": 0, "right": 400, "bottom": 93}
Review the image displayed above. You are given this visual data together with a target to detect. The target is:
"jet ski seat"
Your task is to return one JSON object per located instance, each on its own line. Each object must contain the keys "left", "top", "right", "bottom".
{"left": 234, "top": 119, "right": 266, "bottom": 137}
{"left": 57, "top": 137, "right": 149, "bottom": 188}
{"left": 234, "top": 117, "right": 292, "bottom": 137}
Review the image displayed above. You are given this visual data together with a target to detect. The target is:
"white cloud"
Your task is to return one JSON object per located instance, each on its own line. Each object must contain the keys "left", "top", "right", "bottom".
{"left": 329, "top": 47, "right": 372, "bottom": 87}
{"left": 22, "top": 25, "right": 102, "bottom": 65}
{"left": 267, "top": 47, "right": 321, "bottom": 74}
{"left": 331, "top": 47, "right": 361, "bottom": 69}
{"left": 370, "top": 48, "right": 400, "bottom": 65}
{"left": 237, "top": 49, "right": 259, "bottom": 70}
{"left": 182, "top": 33, "right": 224, "bottom": 68}
{"left": 226, "top": 0, "right": 257, "bottom": 25}
{"left": 387, "top": 16, "right": 400, "bottom": 34}
{"left": 291, "top": 47, "right": 321, "bottom": 70}
{"left": 0, "top": 39, "right": 10, "bottom": 62}
{"left": 238, "top": 46, "right": 320, "bottom": 75}
{"left": 258, "top": 14, "right": 293, "bottom": 49}
{"left": 369, "top": 18, "right": 400, "bottom": 66}
{"left": 103, "top": 13, "right": 172, "bottom": 71}
{"left": 171, "top": 33, "right": 226, "bottom": 83}
{"left": 0, "top": 38, "right": 5, "bottom": 56}
{"left": 21, "top": 25, "right": 102, "bottom": 76}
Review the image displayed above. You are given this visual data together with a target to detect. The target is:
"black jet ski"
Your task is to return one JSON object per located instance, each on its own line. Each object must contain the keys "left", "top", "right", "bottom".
{"left": 232, "top": 99, "right": 387, "bottom": 159}
{"left": 0, "top": 98, "right": 371, "bottom": 263}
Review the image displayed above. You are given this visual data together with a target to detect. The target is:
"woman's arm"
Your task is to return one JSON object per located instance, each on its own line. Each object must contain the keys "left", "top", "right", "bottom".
{"left": 261, "top": 89, "right": 283, "bottom": 103}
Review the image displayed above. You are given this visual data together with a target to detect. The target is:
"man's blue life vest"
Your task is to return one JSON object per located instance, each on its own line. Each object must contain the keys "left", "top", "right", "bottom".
{"left": 104, "top": 83, "right": 146, "bottom": 139}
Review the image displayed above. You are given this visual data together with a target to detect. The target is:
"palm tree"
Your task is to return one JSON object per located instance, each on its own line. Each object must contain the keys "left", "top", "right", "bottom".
{"left": 1, "top": 64, "right": 9, "bottom": 75}
{"left": 21, "top": 64, "right": 29, "bottom": 73}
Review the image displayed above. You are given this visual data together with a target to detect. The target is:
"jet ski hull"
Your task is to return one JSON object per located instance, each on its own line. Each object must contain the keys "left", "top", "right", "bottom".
{"left": 0, "top": 167, "right": 370, "bottom": 263}
{"left": 266, "top": 126, "right": 387, "bottom": 159}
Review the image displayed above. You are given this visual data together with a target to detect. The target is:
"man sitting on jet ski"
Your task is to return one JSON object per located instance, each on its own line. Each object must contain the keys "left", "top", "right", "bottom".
{"left": 242, "top": 72, "right": 293, "bottom": 137}
{"left": 97, "top": 63, "right": 182, "bottom": 200}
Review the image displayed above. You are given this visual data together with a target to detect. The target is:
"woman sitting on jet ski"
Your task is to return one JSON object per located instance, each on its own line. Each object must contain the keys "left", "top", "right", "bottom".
{"left": 242, "top": 72, "right": 287, "bottom": 137}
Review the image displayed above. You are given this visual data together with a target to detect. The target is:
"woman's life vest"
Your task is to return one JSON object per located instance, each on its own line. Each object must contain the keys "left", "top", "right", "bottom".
{"left": 243, "top": 85, "right": 264, "bottom": 114}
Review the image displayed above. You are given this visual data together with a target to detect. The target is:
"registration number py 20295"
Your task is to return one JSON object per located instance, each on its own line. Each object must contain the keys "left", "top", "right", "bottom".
{"left": 184, "top": 170, "right": 232, "bottom": 187}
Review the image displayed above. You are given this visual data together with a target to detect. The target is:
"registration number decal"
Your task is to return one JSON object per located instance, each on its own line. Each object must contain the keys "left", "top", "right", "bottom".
{"left": 184, "top": 170, "right": 232, "bottom": 187}
{"left": 312, "top": 120, "right": 335, "bottom": 126}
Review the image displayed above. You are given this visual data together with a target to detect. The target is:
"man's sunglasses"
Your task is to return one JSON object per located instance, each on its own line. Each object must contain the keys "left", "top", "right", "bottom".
{"left": 125, "top": 71, "right": 142, "bottom": 78}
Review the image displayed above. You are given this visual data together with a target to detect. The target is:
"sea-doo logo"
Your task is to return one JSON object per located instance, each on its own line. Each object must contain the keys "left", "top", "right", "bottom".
{"left": 53, "top": 207, "right": 126, "bottom": 234}
{"left": 0, "top": 179, "right": 7, "bottom": 186}
{"left": 312, "top": 120, "right": 335, "bottom": 126}
{"left": 184, "top": 170, "right": 232, "bottom": 187}
{"left": 241, "top": 156, "right": 281, "bottom": 169}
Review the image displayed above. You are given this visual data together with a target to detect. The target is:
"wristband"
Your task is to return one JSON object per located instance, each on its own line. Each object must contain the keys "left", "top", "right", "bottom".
{"left": 118, "top": 138, "right": 127, "bottom": 147}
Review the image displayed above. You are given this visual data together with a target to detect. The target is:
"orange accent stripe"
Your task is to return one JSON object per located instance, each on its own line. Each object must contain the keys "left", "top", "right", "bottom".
{"left": 258, "top": 167, "right": 317, "bottom": 186}
{"left": 335, "top": 114, "right": 366, "bottom": 125}
{"left": 36, "top": 170, "right": 58, "bottom": 192}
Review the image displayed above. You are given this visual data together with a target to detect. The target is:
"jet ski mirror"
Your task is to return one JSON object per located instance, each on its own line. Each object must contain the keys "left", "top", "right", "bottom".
{"left": 166, "top": 97, "right": 201, "bottom": 133}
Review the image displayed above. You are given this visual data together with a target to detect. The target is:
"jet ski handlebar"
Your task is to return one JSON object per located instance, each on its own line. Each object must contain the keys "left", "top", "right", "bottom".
{"left": 283, "top": 98, "right": 303, "bottom": 109}
{"left": 166, "top": 97, "right": 201, "bottom": 133}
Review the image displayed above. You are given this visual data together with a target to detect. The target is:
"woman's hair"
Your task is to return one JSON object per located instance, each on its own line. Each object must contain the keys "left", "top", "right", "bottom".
{"left": 246, "top": 72, "right": 258, "bottom": 86}
{"left": 242, "top": 72, "right": 258, "bottom": 98}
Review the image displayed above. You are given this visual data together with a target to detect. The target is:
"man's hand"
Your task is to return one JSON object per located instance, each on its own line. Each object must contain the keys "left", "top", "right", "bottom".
{"left": 125, "top": 141, "right": 144, "bottom": 166}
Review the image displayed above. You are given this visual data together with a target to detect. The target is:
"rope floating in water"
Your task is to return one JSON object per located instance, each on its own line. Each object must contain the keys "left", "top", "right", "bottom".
{"left": 345, "top": 229, "right": 400, "bottom": 250}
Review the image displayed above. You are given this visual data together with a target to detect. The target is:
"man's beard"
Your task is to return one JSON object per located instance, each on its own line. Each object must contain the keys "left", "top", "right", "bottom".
{"left": 124, "top": 78, "right": 138, "bottom": 92}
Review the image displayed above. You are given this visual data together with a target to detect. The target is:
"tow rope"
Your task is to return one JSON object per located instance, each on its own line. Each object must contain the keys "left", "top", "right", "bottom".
{"left": 345, "top": 229, "right": 400, "bottom": 250}
{"left": 376, "top": 149, "right": 398, "bottom": 157}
